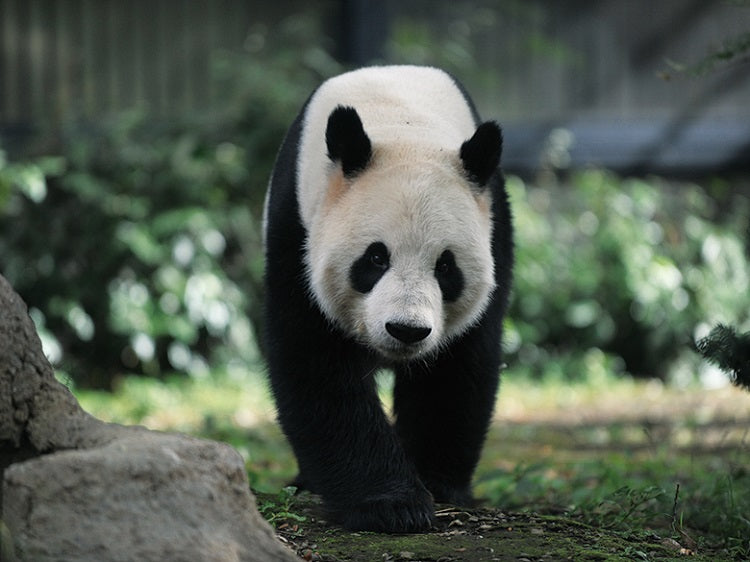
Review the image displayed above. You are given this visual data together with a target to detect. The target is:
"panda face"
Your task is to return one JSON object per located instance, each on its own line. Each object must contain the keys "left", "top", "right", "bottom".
{"left": 295, "top": 81, "right": 504, "bottom": 362}
{"left": 306, "top": 154, "right": 496, "bottom": 362}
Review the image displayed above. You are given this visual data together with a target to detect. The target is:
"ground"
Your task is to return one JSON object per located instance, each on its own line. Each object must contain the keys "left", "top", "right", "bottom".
{"left": 259, "top": 491, "right": 699, "bottom": 562}
{"left": 76, "top": 370, "right": 750, "bottom": 561}
{"left": 256, "top": 377, "right": 749, "bottom": 561}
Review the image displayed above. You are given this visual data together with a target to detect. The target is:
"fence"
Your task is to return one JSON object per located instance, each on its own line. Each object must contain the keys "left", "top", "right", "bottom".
{"left": 1, "top": 0, "right": 749, "bottom": 172}
{"left": 0, "top": 0, "right": 296, "bottom": 126}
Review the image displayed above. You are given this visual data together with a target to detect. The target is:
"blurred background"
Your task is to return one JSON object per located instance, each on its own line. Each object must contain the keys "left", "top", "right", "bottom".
{"left": 1, "top": 0, "right": 748, "bottom": 390}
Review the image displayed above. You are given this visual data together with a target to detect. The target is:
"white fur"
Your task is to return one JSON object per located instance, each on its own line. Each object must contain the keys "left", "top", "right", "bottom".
{"left": 297, "top": 66, "right": 495, "bottom": 360}
{"left": 298, "top": 66, "right": 477, "bottom": 230}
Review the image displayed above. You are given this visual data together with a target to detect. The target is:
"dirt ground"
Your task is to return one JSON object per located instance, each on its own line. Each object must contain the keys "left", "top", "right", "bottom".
{"left": 261, "top": 491, "right": 703, "bottom": 562}
{"left": 257, "top": 381, "right": 749, "bottom": 561}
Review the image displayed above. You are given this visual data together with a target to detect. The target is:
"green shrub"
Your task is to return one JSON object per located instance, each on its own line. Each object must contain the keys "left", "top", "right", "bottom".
{"left": 0, "top": 13, "right": 340, "bottom": 388}
{"left": 2, "top": 12, "right": 748, "bottom": 387}
{"left": 506, "top": 170, "right": 750, "bottom": 380}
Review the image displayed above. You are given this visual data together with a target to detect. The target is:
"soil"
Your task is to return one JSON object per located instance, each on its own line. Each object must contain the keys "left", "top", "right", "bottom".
{"left": 258, "top": 491, "right": 704, "bottom": 562}
{"left": 256, "top": 383, "right": 749, "bottom": 561}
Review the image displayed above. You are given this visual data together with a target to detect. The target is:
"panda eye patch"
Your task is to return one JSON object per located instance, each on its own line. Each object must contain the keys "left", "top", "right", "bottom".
{"left": 350, "top": 242, "right": 390, "bottom": 294}
{"left": 435, "top": 250, "right": 464, "bottom": 302}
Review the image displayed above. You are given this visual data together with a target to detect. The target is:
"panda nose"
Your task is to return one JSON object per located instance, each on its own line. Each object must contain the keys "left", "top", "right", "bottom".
{"left": 385, "top": 322, "right": 432, "bottom": 344}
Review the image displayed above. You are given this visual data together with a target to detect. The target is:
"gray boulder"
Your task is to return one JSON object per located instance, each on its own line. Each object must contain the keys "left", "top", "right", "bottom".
{"left": 0, "top": 274, "right": 295, "bottom": 562}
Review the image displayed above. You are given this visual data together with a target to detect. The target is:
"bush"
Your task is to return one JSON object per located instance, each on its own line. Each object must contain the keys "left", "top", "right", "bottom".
{"left": 2, "top": 12, "right": 748, "bottom": 387}
{"left": 0, "top": 13, "right": 340, "bottom": 388}
{"left": 506, "top": 170, "right": 750, "bottom": 380}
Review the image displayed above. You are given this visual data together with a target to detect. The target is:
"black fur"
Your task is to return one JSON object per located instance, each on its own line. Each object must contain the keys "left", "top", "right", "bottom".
{"left": 434, "top": 249, "right": 464, "bottom": 302}
{"left": 326, "top": 105, "right": 372, "bottom": 176}
{"left": 460, "top": 121, "right": 503, "bottom": 187}
{"left": 350, "top": 242, "right": 390, "bottom": 294}
{"left": 264, "top": 73, "right": 513, "bottom": 533}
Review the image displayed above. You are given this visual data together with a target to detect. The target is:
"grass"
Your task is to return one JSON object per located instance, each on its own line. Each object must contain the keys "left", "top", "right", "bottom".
{"left": 480, "top": 370, "right": 750, "bottom": 558}
{"left": 256, "top": 486, "right": 307, "bottom": 528}
{"left": 72, "top": 365, "right": 750, "bottom": 558}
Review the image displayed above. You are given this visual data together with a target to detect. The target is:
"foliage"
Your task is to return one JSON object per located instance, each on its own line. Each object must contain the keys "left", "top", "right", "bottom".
{"left": 74, "top": 367, "right": 750, "bottom": 559}
{"left": 257, "top": 486, "right": 307, "bottom": 528}
{"left": 2, "top": 8, "right": 749, "bottom": 388}
{"left": 664, "top": 30, "right": 750, "bottom": 77}
{"left": 667, "top": 30, "right": 750, "bottom": 78}
{"left": 385, "top": 0, "right": 580, "bottom": 113}
{"left": 0, "top": 14, "right": 340, "bottom": 388}
{"left": 7, "top": 147, "right": 749, "bottom": 388}
{"left": 661, "top": 1, "right": 749, "bottom": 78}
{"left": 695, "top": 324, "right": 750, "bottom": 391}
{"left": 505, "top": 171, "right": 750, "bottom": 380}
{"left": 481, "top": 457, "right": 750, "bottom": 558}
{"left": 477, "top": 370, "right": 750, "bottom": 558}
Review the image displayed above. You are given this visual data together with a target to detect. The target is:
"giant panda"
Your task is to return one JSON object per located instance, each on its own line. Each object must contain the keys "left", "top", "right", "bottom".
{"left": 263, "top": 65, "right": 513, "bottom": 533}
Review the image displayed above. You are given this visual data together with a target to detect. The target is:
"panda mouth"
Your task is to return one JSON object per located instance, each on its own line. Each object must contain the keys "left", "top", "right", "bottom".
{"left": 376, "top": 340, "right": 434, "bottom": 363}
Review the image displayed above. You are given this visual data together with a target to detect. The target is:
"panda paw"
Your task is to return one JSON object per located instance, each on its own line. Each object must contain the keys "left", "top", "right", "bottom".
{"left": 336, "top": 489, "right": 435, "bottom": 533}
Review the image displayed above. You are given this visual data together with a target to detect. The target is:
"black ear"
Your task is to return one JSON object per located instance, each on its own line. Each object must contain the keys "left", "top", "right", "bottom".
{"left": 325, "top": 105, "right": 372, "bottom": 177}
{"left": 460, "top": 121, "right": 503, "bottom": 187}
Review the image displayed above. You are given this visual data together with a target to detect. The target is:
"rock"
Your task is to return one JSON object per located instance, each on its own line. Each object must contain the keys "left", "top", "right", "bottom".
{"left": 3, "top": 432, "right": 290, "bottom": 562}
{"left": 0, "top": 273, "right": 116, "bottom": 481}
{"left": 0, "top": 274, "right": 295, "bottom": 562}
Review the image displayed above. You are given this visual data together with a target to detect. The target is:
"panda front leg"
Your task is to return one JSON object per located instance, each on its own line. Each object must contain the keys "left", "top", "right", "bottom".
{"left": 267, "top": 342, "right": 435, "bottom": 533}
{"left": 393, "top": 321, "right": 502, "bottom": 506}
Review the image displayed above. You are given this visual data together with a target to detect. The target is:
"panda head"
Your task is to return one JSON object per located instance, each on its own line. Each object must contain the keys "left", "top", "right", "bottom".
{"left": 306, "top": 105, "right": 502, "bottom": 362}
